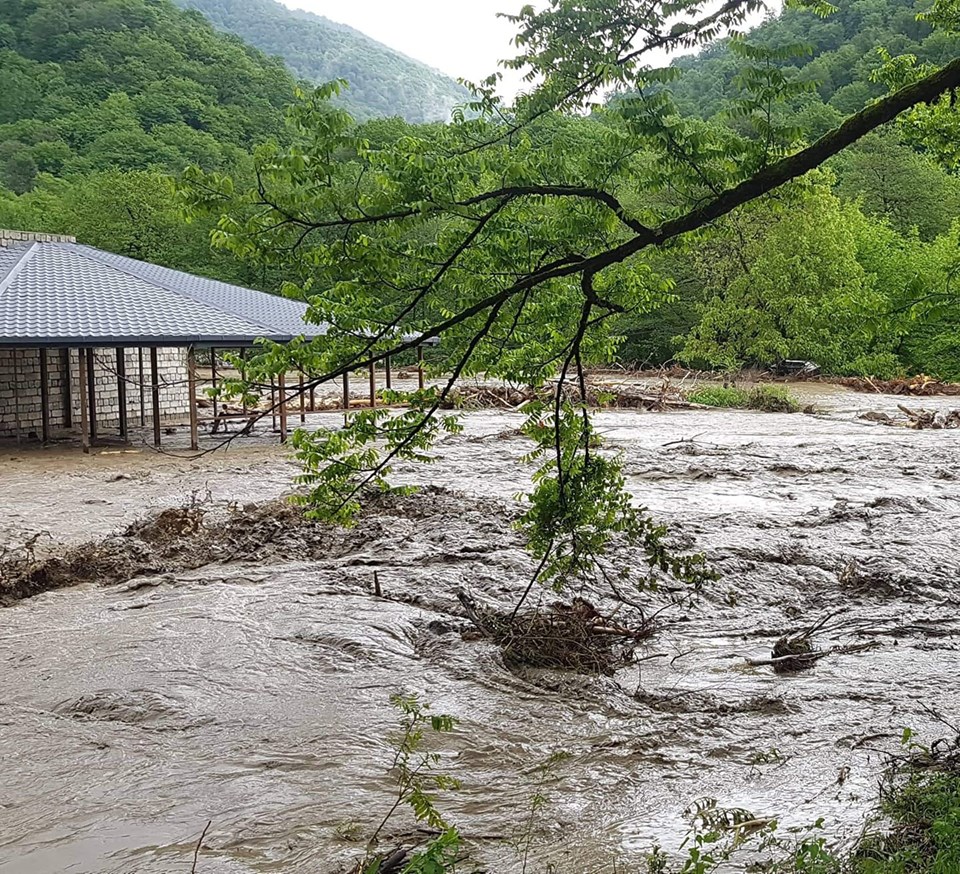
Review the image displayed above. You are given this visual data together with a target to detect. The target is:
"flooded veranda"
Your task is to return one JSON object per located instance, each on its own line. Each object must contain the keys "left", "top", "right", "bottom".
{"left": 1, "top": 381, "right": 958, "bottom": 873}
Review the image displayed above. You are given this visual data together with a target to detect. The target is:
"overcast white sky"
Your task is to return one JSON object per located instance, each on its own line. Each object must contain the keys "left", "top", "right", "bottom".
{"left": 278, "top": 0, "right": 537, "bottom": 100}
{"left": 279, "top": 1, "right": 775, "bottom": 102}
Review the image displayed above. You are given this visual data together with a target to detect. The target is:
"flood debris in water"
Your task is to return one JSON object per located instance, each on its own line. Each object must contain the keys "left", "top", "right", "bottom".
{"left": 859, "top": 404, "right": 960, "bottom": 430}
{"left": 746, "top": 612, "right": 882, "bottom": 673}
{"left": 443, "top": 381, "right": 692, "bottom": 411}
{"left": 457, "top": 589, "right": 651, "bottom": 675}
{"left": 839, "top": 373, "right": 960, "bottom": 396}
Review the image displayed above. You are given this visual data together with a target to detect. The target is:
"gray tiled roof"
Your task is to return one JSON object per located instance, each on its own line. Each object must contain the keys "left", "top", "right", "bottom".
{"left": 73, "top": 245, "right": 327, "bottom": 339}
{"left": 0, "top": 242, "right": 325, "bottom": 347}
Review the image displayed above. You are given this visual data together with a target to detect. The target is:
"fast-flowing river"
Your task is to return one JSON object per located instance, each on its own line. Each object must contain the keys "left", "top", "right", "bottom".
{"left": 1, "top": 384, "right": 958, "bottom": 873}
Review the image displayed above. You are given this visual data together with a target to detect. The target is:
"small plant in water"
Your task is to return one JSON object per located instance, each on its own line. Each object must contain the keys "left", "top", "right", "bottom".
{"left": 359, "top": 693, "right": 462, "bottom": 874}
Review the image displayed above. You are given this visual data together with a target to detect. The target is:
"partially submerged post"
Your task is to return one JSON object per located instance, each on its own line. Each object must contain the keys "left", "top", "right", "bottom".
{"left": 60, "top": 349, "right": 72, "bottom": 429}
{"left": 369, "top": 361, "right": 376, "bottom": 408}
{"left": 39, "top": 349, "right": 50, "bottom": 444}
{"left": 385, "top": 354, "right": 392, "bottom": 390}
{"left": 210, "top": 346, "right": 219, "bottom": 425}
{"left": 150, "top": 347, "right": 161, "bottom": 449}
{"left": 116, "top": 348, "right": 128, "bottom": 442}
{"left": 138, "top": 348, "right": 146, "bottom": 426}
{"left": 187, "top": 345, "right": 199, "bottom": 451}
{"left": 270, "top": 377, "right": 277, "bottom": 432}
{"left": 77, "top": 348, "right": 90, "bottom": 454}
{"left": 85, "top": 347, "right": 98, "bottom": 444}
{"left": 12, "top": 349, "right": 21, "bottom": 446}
{"left": 278, "top": 371, "right": 288, "bottom": 443}
{"left": 417, "top": 345, "right": 425, "bottom": 391}
{"left": 298, "top": 369, "right": 306, "bottom": 424}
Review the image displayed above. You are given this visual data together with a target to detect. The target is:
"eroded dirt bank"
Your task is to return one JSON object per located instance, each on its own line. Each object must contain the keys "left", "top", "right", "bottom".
{"left": 1, "top": 384, "right": 958, "bottom": 873}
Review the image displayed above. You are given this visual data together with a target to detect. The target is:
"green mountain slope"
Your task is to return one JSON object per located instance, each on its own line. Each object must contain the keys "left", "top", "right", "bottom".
{"left": 0, "top": 0, "right": 298, "bottom": 193}
{"left": 172, "top": 0, "right": 470, "bottom": 123}
{"left": 667, "top": 0, "right": 960, "bottom": 123}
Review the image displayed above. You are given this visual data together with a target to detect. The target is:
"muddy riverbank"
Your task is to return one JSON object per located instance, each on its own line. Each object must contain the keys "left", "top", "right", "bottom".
{"left": 1, "top": 383, "right": 958, "bottom": 873}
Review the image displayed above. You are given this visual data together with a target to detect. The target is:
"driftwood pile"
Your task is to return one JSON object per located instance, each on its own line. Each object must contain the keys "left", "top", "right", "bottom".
{"left": 746, "top": 612, "right": 880, "bottom": 673}
{"left": 458, "top": 590, "right": 651, "bottom": 675}
{"left": 444, "top": 381, "right": 692, "bottom": 412}
{"left": 860, "top": 404, "right": 960, "bottom": 430}
{"left": 840, "top": 374, "right": 960, "bottom": 396}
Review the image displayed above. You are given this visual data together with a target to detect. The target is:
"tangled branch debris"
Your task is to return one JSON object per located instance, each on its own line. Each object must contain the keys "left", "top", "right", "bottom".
{"left": 444, "top": 380, "right": 693, "bottom": 411}
{"left": 840, "top": 374, "right": 960, "bottom": 396}
{"left": 457, "top": 590, "right": 651, "bottom": 675}
{"left": 860, "top": 405, "right": 960, "bottom": 429}
{"left": 746, "top": 612, "right": 881, "bottom": 673}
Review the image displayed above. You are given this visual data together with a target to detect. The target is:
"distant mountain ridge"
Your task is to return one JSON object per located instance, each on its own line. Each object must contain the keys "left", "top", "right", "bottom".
{"left": 172, "top": 0, "right": 470, "bottom": 123}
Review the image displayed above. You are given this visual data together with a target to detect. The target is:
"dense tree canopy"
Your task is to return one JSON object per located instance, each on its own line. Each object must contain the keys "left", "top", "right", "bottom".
{"left": 0, "top": 0, "right": 296, "bottom": 193}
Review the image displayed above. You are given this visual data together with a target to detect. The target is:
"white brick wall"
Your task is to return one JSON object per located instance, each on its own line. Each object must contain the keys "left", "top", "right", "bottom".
{"left": 0, "top": 229, "right": 76, "bottom": 247}
{"left": 0, "top": 347, "right": 191, "bottom": 440}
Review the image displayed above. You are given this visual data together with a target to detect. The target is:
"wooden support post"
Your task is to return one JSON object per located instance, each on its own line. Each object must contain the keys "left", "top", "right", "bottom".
{"left": 270, "top": 377, "right": 277, "bottom": 431}
{"left": 39, "top": 349, "right": 50, "bottom": 444}
{"left": 85, "top": 347, "right": 98, "bottom": 445}
{"left": 369, "top": 361, "right": 376, "bottom": 408}
{"left": 138, "top": 348, "right": 146, "bottom": 426}
{"left": 309, "top": 379, "right": 316, "bottom": 412}
{"left": 278, "top": 371, "right": 288, "bottom": 443}
{"left": 187, "top": 346, "right": 199, "bottom": 451}
{"left": 417, "top": 345, "right": 425, "bottom": 391}
{"left": 60, "top": 348, "right": 72, "bottom": 429}
{"left": 77, "top": 349, "right": 90, "bottom": 454}
{"left": 150, "top": 347, "right": 161, "bottom": 448}
{"left": 298, "top": 369, "right": 306, "bottom": 424}
{"left": 116, "top": 348, "right": 128, "bottom": 441}
{"left": 210, "top": 346, "right": 219, "bottom": 424}
{"left": 12, "top": 349, "right": 21, "bottom": 446}
{"left": 240, "top": 348, "right": 248, "bottom": 414}
{"left": 342, "top": 371, "right": 350, "bottom": 410}
{"left": 385, "top": 354, "right": 392, "bottom": 390}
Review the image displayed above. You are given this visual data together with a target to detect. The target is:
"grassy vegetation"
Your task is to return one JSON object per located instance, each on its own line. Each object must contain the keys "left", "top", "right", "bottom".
{"left": 687, "top": 384, "right": 801, "bottom": 412}
{"left": 851, "top": 758, "right": 960, "bottom": 873}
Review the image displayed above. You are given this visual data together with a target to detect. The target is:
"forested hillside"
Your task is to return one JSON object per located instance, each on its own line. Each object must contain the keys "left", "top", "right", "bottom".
{"left": 669, "top": 0, "right": 960, "bottom": 126}
{"left": 0, "top": 0, "right": 297, "bottom": 194}
{"left": 172, "top": 0, "right": 469, "bottom": 123}
{"left": 0, "top": 0, "right": 304, "bottom": 286}
{"left": 611, "top": 0, "right": 960, "bottom": 377}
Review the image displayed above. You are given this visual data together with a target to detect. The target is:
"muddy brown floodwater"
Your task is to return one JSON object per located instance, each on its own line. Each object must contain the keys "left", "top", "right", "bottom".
{"left": 1, "top": 382, "right": 959, "bottom": 873}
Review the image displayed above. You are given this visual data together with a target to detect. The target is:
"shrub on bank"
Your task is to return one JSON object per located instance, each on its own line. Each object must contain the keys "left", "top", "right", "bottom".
{"left": 687, "top": 384, "right": 800, "bottom": 412}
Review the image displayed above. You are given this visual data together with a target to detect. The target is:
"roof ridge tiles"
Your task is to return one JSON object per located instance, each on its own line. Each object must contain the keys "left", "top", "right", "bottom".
{"left": 0, "top": 243, "right": 37, "bottom": 301}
